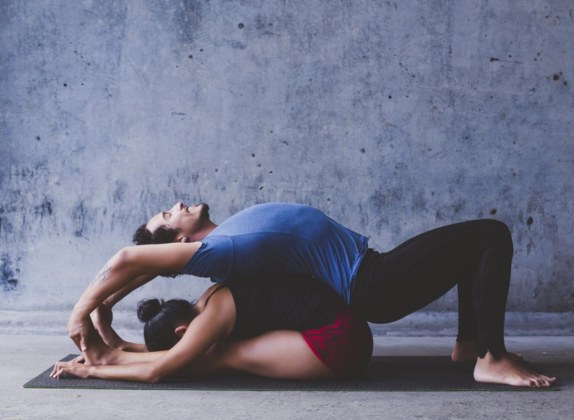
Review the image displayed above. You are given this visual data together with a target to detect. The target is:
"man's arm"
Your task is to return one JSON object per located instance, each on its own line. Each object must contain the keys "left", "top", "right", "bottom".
{"left": 103, "top": 272, "right": 157, "bottom": 308}
{"left": 90, "top": 272, "right": 156, "bottom": 350}
{"left": 68, "top": 242, "right": 201, "bottom": 351}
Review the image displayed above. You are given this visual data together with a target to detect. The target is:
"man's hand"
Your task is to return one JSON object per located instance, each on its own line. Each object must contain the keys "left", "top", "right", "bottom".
{"left": 67, "top": 310, "right": 95, "bottom": 352}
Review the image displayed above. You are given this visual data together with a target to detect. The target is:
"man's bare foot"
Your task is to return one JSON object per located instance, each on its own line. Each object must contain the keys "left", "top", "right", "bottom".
{"left": 451, "top": 340, "right": 522, "bottom": 363}
{"left": 451, "top": 339, "right": 479, "bottom": 363}
{"left": 474, "top": 352, "right": 556, "bottom": 388}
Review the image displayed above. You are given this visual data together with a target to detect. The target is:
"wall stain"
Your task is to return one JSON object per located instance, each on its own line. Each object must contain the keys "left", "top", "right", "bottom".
{"left": 550, "top": 72, "right": 568, "bottom": 86}
{"left": 72, "top": 201, "right": 87, "bottom": 237}
{"left": 451, "top": 200, "right": 466, "bottom": 216}
{"left": 1, "top": 255, "right": 19, "bottom": 292}
{"left": 490, "top": 56, "right": 522, "bottom": 64}
{"left": 227, "top": 40, "right": 246, "bottom": 49}
{"left": 34, "top": 196, "right": 53, "bottom": 217}
{"left": 113, "top": 181, "right": 127, "bottom": 204}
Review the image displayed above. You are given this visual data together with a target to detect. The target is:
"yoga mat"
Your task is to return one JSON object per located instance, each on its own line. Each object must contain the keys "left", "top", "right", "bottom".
{"left": 24, "top": 355, "right": 561, "bottom": 391}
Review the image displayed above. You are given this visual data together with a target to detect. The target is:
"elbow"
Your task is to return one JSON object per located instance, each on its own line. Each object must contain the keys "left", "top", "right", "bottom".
{"left": 145, "top": 366, "right": 165, "bottom": 384}
{"left": 146, "top": 374, "right": 162, "bottom": 384}
{"left": 113, "top": 247, "right": 133, "bottom": 267}
{"left": 111, "top": 247, "right": 141, "bottom": 274}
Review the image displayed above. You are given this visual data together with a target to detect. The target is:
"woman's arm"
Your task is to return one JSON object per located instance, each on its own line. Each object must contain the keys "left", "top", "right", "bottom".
{"left": 68, "top": 242, "right": 201, "bottom": 351}
{"left": 103, "top": 272, "right": 158, "bottom": 308}
{"left": 56, "top": 288, "right": 236, "bottom": 383}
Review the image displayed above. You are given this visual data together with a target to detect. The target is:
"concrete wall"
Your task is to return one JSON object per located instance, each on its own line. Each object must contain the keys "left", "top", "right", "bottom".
{"left": 1, "top": 0, "right": 573, "bottom": 325}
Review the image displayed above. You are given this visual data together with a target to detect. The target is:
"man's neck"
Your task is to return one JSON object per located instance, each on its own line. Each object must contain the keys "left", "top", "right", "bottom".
{"left": 192, "top": 222, "right": 217, "bottom": 242}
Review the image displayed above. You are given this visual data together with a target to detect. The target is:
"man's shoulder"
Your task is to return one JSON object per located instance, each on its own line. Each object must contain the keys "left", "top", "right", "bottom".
{"left": 230, "top": 202, "right": 320, "bottom": 219}
{"left": 250, "top": 202, "right": 324, "bottom": 219}
{"left": 245, "top": 202, "right": 314, "bottom": 211}
{"left": 213, "top": 203, "right": 323, "bottom": 236}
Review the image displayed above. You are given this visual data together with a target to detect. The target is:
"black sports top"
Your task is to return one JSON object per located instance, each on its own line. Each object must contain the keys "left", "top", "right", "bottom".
{"left": 226, "top": 275, "right": 346, "bottom": 340}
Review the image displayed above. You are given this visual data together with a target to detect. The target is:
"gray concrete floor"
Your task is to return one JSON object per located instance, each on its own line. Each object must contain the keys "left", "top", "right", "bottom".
{"left": 1, "top": 335, "right": 572, "bottom": 420}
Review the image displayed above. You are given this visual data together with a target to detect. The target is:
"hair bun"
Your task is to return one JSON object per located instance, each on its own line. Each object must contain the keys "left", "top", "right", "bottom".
{"left": 137, "top": 298, "right": 164, "bottom": 322}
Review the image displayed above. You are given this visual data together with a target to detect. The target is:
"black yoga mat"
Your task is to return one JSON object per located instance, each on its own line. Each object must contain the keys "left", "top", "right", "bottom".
{"left": 24, "top": 355, "right": 561, "bottom": 391}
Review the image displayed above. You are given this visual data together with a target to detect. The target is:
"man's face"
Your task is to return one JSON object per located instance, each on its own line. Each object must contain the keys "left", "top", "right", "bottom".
{"left": 146, "top": 202, "right": 210, "bottom": 241}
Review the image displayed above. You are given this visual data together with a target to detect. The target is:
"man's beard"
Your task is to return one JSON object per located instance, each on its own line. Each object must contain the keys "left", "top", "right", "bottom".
{"left": 198, "top": 203, "right": 210, "bottom": 221}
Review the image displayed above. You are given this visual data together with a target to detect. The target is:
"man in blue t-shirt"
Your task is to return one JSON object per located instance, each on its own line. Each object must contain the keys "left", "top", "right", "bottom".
{"left": 135, "top": 202, "right": 368, "bottom": 304}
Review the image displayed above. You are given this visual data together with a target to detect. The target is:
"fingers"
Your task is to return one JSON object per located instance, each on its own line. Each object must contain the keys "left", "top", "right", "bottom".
{"left": 71, "top": 354, "right": 85, "bottom": 364}
{"left": 50, "top": 362, "right": 67, "bottom": 379}
{"left": 50, "top": 361, "right": 88, "bottom": 379}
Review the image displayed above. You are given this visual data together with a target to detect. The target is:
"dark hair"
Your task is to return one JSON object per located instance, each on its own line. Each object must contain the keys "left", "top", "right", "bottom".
{"left": 132, "top": 224, "right": 180, "bottom": 245}
{"left": 137, "top": 298, "right": 197, "bottom": 351}
{"left": 132, "top": 224, "right": 182, "bottom": 278}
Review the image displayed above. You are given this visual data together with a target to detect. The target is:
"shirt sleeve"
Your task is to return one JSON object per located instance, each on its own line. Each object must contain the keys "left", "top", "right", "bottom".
{"left": 182, "top": 236, "right": 234, "bottom": 282}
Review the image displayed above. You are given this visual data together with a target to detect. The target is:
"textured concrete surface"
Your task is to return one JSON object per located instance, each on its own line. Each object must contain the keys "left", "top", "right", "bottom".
{"left": 2, "top": 335, "right": 573, "bottom": 420}
{"left": 1, "top": 1, "right": 573, "bottom": 318}
{"left": 2, "top": 309, "right": 574, "bottom": 339}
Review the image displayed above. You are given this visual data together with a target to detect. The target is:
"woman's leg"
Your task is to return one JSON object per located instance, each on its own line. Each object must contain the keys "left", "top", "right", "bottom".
{"left": 210, "top": 331, "right": 335, "bottom": 380}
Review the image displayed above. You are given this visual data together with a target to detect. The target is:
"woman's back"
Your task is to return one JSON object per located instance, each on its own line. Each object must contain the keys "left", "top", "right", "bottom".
{"left": 226, "top": 275, "right": 345, "bottom": 339}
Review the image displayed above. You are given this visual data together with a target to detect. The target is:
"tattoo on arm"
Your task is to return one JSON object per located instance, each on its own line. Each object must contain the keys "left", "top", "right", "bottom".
{"left": 90, "top": 264, "right": 111, "bottom": 287}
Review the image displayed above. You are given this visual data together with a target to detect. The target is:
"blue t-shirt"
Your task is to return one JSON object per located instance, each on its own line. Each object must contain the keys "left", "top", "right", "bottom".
{"left": 183, "top": 203, "right": 369, "bottom": 303}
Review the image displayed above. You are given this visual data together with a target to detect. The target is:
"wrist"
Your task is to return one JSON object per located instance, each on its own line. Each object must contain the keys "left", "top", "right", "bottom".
{"left": 108, "top": 348, "right": 122, "bottom": 364}
{"left": 72, "top": 302, "right": 92, "bottom": 318}
{"left": 101, "top": 299, "right": 114, "bottom": 309}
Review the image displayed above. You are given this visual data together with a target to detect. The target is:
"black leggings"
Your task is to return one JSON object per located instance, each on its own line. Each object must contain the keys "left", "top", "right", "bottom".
{"left": 350, "top": 219, "right": 513, "bottom": 357}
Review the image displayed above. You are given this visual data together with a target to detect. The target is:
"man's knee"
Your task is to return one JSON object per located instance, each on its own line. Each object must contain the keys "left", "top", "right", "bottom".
{"left": 481, "top": 219, "right": 513, "bottom": 254}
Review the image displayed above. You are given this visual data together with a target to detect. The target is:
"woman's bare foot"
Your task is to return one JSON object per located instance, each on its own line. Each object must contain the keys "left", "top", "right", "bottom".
{"left": 474, "top": 352, "right": 556, "bottom": 388}
{"left": 451, "top": 340, "right": 522, "bottom": 363}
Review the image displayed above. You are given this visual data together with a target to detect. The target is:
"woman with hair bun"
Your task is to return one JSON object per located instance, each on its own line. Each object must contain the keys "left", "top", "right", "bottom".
{"left": 52, "top": 276, "right": 373, "bottom": 382}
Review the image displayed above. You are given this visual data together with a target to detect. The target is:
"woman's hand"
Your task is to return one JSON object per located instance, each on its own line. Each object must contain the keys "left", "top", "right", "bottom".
{"left": 51, "top": 361, "right": 92, "bottom": 379}
{"left": 71, "top": 354, "right": 85, "bottom": 364}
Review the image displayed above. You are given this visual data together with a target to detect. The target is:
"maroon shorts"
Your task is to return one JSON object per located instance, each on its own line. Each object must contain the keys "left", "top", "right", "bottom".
{"left": 301, "top": 306, "right": 373, "bottom": 377}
